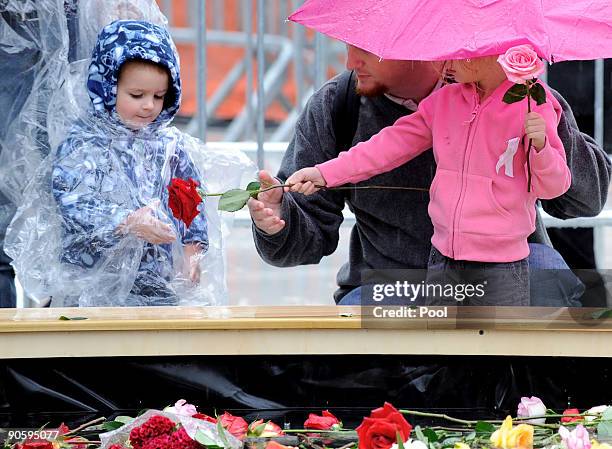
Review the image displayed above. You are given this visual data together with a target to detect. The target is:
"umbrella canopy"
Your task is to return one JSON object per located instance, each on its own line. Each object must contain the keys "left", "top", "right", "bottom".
{"left": 288, "top": 0, "right": 612, "bottom": 62}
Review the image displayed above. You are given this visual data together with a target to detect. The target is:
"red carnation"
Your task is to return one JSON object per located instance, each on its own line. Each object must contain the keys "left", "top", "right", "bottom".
{"left": 168, "top": 177, "right": 203, "bottom": 228}
{"left": 304, "top": 410, "right": 341, "bottom": 430}
{"left": 220, "top": 411, "right": 249, "bottom": 440}
{"left": 561, "top": 408, "right": 583, "bottom": 423}
{"left": 141, "top": 433, "right": 172, "bottom": 449}
{"left": 356, "top": 403, "right": 412, "bottom": 449}
{"left": 169, "top": 427, "right": 201, "bottom": 449}
{"left": 129, "top": 415, "right": 176, "bottom": 449}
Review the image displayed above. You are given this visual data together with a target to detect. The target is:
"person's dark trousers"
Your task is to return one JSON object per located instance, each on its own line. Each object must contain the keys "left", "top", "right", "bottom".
{"left": 548, "top": 228, "right": 607, "bottom": 307}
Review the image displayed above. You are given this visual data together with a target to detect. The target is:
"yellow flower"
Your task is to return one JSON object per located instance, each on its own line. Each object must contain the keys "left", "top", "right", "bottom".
{"left": 455, "top": 443, "right": 471, "bottom": 449}
{"left": 490, "top": 416, "right": 534, "bottom": 449}
{"left": 592, "top": 440, "right": 612, "bottom": 449}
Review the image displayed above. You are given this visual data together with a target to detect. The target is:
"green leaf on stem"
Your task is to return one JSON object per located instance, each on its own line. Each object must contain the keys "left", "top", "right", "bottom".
{"left": 246, "top": 182, "right": 262, "bottom": 199}
{"left": 246, "top": 181, "right": 261, "bottom": 193}
{"left": 529, "top": 83, "right": 547, "bottom": 106}
{"left": 591, "top": 308, "right": 612, "bottom": 319}
{"left": 475, "top": 421, "right": 496, "bottom": 433}
{"left": 597, "top": 407, "right": 612, "bottom": 438}
{"left": 216, "top": 419, "right": 231, "bottom": 448}
{"left": 102, "top": 421, "right": 125, "bottom": 431}
{"left": 503, "top": 84, "right": 529, "bottom": 104}
{"left": 465, "top": 431, "right": 476, "bottom": 441}
{"left": 249, "top": 421, "right": 268, "bottom": 437}
{"left": 414, "top": 426, "right": 428, "bottom": 443}
{"left": 441, "top": 436, "right": 463, "bottom": 447}
{"left": 218, "top": 189, "right": 252, "bottom": 212}
{"left": 195, "top": 429, "right": 223, "bottom": 449}
{"left": 423, "top": 428, "right": 439, "bottom": 443}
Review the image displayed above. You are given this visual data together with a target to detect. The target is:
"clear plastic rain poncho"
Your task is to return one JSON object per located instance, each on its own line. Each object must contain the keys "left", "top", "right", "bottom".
{"left": 74, "top": 0, "right": 167, "bottom": 61}
{"left": 4, "top": 20, "right": 254, "bottom": 307}
{"left": 0, "top": 0, "right": 69, "bottom": 269}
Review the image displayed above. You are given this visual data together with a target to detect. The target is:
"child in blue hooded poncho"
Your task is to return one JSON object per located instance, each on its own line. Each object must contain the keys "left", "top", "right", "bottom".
{"left": 51, "top": 20, "right": 208, "bottom": 306}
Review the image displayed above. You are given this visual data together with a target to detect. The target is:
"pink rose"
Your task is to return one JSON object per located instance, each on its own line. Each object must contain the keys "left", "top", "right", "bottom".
{"left": 248, "top": 419, "right": 284, "bottom": 437}
{"left": 559, "top": 425, "right": 591, "bottom": 449}
{"left": 166, "top": 399, "right": 198, "bottom": 416}
{"left": 517, "top": 396, "right": 547, "bottom": 424}
{"left": 497, "top": 44, "right": 545, "bottom": 84}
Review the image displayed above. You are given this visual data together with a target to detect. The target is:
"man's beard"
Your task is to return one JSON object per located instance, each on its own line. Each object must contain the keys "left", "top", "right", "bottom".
{"left": 355, "top": 80, "right": 389, "bottom": 97}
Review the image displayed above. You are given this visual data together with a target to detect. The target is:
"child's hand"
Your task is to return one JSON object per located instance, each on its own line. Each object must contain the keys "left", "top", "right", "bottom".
{"left": 286, "top": 167, "right": 326, "bottom": 195}
{"left": 184, "top": 243, "right": 203, "bottom": 285}
{"left": 121, "top": 206, "right": 176, "bottom": 244}
{"left": 525, "top": 112, "right": 547, "bottom": 151}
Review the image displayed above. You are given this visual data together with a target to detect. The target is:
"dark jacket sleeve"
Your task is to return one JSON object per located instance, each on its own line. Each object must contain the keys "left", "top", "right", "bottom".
{"left": 542, "top": 89, "right": 611, "bottom": 218}
{"left": 252, "top": 79, "right": 346, "bottom": 267}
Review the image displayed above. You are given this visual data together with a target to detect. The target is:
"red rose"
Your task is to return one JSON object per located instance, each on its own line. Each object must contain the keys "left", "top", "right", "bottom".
{"left": 249, "top": 419, "right": 285, "bottom": 437}
{"left": 220, "top": 411, "right": 249, "bottom": 440}
{"left": 168, "top": 177, "right": 203, "bottom": 228}
{"left": 356, "top": 403, "right": 412, "bottom": 449}
{"left": 561, "top": 408, "right": 583, "bottom": 423}
{"left": 304, "top": 410, "right": 341, "bottom": 430}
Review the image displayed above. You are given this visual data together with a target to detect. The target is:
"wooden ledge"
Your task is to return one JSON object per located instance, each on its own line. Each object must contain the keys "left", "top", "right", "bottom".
{"left": 0, "top": 306, "right": 610, "bottom": 359}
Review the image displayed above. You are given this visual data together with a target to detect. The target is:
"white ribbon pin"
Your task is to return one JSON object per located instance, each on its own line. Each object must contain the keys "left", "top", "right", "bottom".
{"left": 495, "top": 137, "right": 520, "bottom": 177}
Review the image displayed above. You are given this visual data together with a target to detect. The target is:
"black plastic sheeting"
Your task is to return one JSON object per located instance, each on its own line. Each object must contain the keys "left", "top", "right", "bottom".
{"left": 1, "top": 355, "right": 611, "bottom": 429}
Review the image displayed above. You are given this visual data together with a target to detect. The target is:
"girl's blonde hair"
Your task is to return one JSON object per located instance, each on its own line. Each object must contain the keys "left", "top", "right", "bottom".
{"left": 433, "top": 55, "right": 500, "bottom": 84}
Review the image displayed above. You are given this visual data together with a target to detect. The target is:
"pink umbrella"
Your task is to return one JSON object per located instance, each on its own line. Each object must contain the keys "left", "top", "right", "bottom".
{"left": 288, "top": 0, "right": 612, "bottom": 62}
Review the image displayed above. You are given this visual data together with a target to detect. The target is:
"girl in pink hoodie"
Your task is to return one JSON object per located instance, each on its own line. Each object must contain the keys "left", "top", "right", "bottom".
{"left": 287, "top": 45, "right": 571, "bottom": 306}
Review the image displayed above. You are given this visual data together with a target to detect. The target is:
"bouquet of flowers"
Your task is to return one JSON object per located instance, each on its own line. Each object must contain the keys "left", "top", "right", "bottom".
{"left": 4, "top": 398, "right": 611, "bottom": 449}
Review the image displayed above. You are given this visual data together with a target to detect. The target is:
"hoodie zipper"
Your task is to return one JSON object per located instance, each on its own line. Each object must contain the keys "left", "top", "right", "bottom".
{"left": 449, "top": 98, "right": 480, "bottom": 258}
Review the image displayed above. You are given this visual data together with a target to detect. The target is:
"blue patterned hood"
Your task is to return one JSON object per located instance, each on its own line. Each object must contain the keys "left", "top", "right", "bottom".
{"left": 87, "top": 20, "right": 181, "bottom": 126}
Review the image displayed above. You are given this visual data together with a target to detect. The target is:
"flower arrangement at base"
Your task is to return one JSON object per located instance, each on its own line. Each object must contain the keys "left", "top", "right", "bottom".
{"left": 3, "top": 398, "right": 611, "bottom": 449}
{"left": 98, "top": 409, "right": 242, "bottom": 449}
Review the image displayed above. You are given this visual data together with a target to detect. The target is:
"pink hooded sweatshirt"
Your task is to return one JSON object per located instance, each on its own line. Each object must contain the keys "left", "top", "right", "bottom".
{"left": 317, "top": 79, "right": 571, "bottom": 263}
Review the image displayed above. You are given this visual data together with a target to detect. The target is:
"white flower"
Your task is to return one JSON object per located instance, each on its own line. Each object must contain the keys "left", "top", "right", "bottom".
{"left": 517, "top": 396, "right": 547, "bottom": 424}
{"left": 164, "top": 398, "right": 198, "bottom": 416}
{"left": 391, "top": 439, "right": 429, "bottom": 449}
{"left": 585, "top": 405, "right": 610, "bottom": 422}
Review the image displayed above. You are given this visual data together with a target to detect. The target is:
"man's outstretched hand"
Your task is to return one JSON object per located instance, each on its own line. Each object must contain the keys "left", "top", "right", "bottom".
{"left": 247, "top": 170, "right": 286, "bottom": 235}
